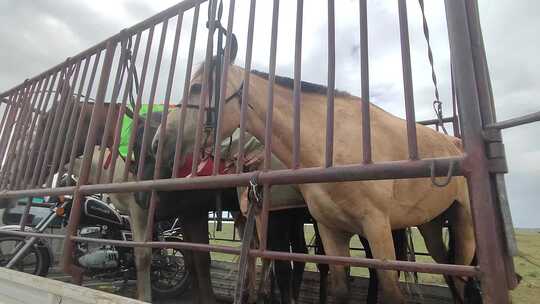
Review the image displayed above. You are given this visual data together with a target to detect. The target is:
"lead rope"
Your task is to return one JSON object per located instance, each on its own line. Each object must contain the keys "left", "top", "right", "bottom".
{"left": 234, "top": 175, "right": 262, "bottom": 304}
{"left": 418, "top": 0, "right": 448, "bottom": 135}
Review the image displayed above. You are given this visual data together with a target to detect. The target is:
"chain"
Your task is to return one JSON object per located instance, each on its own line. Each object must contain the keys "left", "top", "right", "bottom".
{"left": 418, "top": 0, "right": 448, "bottom": 135}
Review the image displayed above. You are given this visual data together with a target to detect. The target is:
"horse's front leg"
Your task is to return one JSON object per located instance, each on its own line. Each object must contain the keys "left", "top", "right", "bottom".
{"left": 184, "top": 212, "right": 217, "bottom": 304}
{"left": 128, "top": 196, "right": 152, "bottom": 302}
{"left": 316, "top": 223, "right": 352, "bottom": 304}
{"left": 361, "top": 214, "right": 405, "bottom": 304}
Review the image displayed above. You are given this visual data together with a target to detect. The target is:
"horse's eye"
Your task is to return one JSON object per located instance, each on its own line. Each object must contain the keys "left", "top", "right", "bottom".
{"left": 190, "top": 83, "right": 202, "bottom": 95}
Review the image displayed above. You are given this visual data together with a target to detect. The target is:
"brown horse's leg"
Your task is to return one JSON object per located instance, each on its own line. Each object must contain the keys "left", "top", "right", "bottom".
{"left": 359, "top": 235, "right": 379, "bottom": 304}
{"left": 128, "top": 198, "right": 152, "bottom": 302}
{"left": 267, "top": 211, "right": 294, "bottom": 304}
{"left": 316, "top": 223, "right": 352, "bottom": 304}
{"left": 181, "top": 222, "right": 200, "bottom": 304}
{"left": 313, "top": 221, "right": 329, "bottom": 304}
{"left": 289, "top": 209, "right": 308, "bottom": 301}
{"left": 361, "top": 215, "right": 405, "bottom": 304}
{"left": 184, "top": 212, "right": 217, "bottom": 304}
{"left": 448, "top": 201, "right": 476, "bottom": 303}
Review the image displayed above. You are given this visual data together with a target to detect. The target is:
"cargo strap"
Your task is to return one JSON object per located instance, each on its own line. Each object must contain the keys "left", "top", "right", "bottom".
{"left": 234, "top": 174, "right": 262, "bottom": 304}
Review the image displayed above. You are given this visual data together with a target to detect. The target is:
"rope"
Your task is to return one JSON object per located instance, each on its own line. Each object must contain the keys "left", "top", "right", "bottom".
{"left": 418, "top": 0, "right": 448, "bottom": 135}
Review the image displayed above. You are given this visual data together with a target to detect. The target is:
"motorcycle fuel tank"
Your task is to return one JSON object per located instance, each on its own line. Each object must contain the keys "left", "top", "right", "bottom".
{"left": 82, "top": 197, "right": 123, "bottom": 226}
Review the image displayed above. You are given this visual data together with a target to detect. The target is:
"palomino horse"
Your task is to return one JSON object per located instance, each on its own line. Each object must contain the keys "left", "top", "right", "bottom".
{"left": 156, "top": 61, "right": 476, "bottom": 303}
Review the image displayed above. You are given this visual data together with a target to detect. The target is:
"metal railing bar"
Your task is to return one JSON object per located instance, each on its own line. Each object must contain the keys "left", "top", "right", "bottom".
{"left": 55, "top": 56, "right": 92, "bottom": 184}
{"left": 0, "top": 229, "right": 479, "bottom": 277}
{"left": 190, "top": 0, "right": 218, "bottom": 176}
{"left": 108, "top": 32, "right": 143, "bottom": 184}
{"left": 398, "top": 0, "right": 419, "bottom": 160}
{"left": 123, "top": 26, "right": 155, "bottom": 181}
{"left": 66, "top": 52, "right": 102, "bottom": 179}
{"left": 147, "top": 12, "right": 185, "bottom": 241}
{"left": 172, "top": 5, "right": 200, "bottom": 177}
{"left": 19, "top": 74, "right": 54, "bottom": 188}
{"left": 485, "top": 111, "right": 540, "bottom": 130}
{"left": 212, "top": 0, "right": 237, "bottom": 175}
{"left": 235, "top": 0, "right": 257, "bottom": 174}
{"left": 359, "top": 0, "right": 372, "bottom": 164}
{"left": 292, "top": 0, "right": 303, "bottom": 169}
{"left": 46, "top": 60, "right": 83, "bottom": 187}
{"left": 325, "top": 0, "right": 335, "bottom": 168}
{"left": 137, "top": 20, "right": 169, "bottom": 181}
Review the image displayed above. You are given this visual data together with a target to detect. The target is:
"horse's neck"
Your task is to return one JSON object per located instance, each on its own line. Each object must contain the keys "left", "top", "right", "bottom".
{"left": 245, "top": 82, "right": 326, "bottom": 168}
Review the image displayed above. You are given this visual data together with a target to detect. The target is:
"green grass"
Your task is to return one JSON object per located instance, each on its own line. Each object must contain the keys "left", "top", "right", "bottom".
{"left": 208, "top": 222, "right": 540, "bottom": 303}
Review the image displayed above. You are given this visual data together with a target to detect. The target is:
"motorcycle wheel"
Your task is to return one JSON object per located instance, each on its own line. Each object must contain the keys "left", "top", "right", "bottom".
{"left": 0, "top": 236, "right": 50, "bottom": 276}
{"left": 150, "top": 243, "right": 191, "bottom": 298}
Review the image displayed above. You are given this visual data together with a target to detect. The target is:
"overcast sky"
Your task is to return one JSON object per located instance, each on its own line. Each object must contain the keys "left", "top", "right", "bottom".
{"left": 0, "top": 0, "right": 538, "bottom": 227}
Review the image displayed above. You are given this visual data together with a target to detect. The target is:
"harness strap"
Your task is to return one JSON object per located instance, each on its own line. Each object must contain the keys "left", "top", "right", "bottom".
{"left": 103, "top": 150, "right": 113, "bottom": 170}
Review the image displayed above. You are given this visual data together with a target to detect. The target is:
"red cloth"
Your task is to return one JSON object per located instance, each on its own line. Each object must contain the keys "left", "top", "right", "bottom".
{"left": 175, "top": 153, "right": 227, "bottom": 178}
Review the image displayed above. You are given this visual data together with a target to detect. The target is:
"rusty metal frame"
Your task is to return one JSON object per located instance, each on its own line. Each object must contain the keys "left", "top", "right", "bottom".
{"left": 1, "top": 0, "right": 536, "bottom": 303}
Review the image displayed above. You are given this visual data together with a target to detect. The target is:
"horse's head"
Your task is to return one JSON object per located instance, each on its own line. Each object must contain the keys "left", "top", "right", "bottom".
{"left": 152, "top": 56, "right": 244, "bottom": 178}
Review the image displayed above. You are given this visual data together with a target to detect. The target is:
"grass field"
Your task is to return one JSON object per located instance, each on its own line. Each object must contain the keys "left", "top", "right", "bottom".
{"left": 208, "top": 222, "right": 540, "bottom": 303}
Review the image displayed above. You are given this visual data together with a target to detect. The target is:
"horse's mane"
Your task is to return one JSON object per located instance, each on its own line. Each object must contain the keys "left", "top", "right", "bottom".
{"left": 191, "top": 59, "right": 351, "bottom": 98}
{"left": 251, "top": 70, "right": 351, "bottom": 97}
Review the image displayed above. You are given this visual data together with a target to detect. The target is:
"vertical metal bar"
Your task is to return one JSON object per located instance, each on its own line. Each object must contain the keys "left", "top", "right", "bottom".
{"left": 2, "top": 81, "right": 37, "bottom": 189}
{"left": 55, "top": 55, "right": 92, "bottom": 185}
{"left": 24, "top": 71, "right": 60, "bottom": 187}
{"left": 292, "top": 0, "right": 303, "bottom": 169}
{"left": 67, "top": 51, "right": 102, "bottom": 179}
{"left": 147, "top": 12, "right": 184, "bottom": 241}
{"left": 235, "top": 0, "right": 256, "bottom": 174}
{"left": 0, "top": 95, "right": 14, "bottom": 141}
{"left": 172, "top": 5, "right": 200, "bottom": 177}
{"left": 0, "top": 88, "right": 23, "bottom": 177}
{"left": 17, "top": 74, "right": 52, "bottom": 188}
{"left": 62, "top": 41, "right": 117, "bottom": 284}
{"left": 123, "top": 26, "right": 155, "bottom": 181}
{"left": 212, "top": 0, "right": 237, "bottom": 174}
{"left": 359, "top": 0, "right": 372, "bottom": 164}
{"left": 451, "top": 67, "right": 461, "bottom": 137}
{"left": 108, "top": 32, "right": 142, "bottom": 183}
{"left": 190, "top": 0, "right": 218, "bottom": 176}
{"left": 398, "top": 0, "right": 419, "bottom": 160}
{"left": 259, "top": 0, "right": 280, "bottom": 254}
{"left": 46, "top": 60, "right": 82, "bottom": 187}
{"left": 37, "top": 63, "right": 76, "bottom": 186}
{"left": 137, "top": 20, "right": 169, "bottom": 181}
{"left": 14, "top": 77, "right": 45, "bottom": 188}
{"left": 12, "top": 78, "right": 44, "bottom": 188}
{"left": 95, "top": 35, "right": 130, "bottom": 183}
{"left": 325, "top": 0, "right": 335, "bottom": 168}
{"left": 464, "top": 0, "right": 518, "bottom": 289}
{"left": 445, "top": 0, "right": 510, "bottom": 302}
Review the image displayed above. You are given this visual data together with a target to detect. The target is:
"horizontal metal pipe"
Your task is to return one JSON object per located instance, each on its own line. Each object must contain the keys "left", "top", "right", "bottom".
{"left": 485, "top": 110, "right": 540, "bottom": 130}
{"left": 0, "top": 157, "right": 464, "bottom": 199}
{"left": 0, "top": 229, "right": 478, "bottom": 277}
{"left": 417, "top": 116, "right": 455, "bottom": 126}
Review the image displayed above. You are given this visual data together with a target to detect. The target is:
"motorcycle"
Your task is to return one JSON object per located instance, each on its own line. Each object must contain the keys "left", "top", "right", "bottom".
{"left": 0, "top": 175, "right": 190, "bottom": 298}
